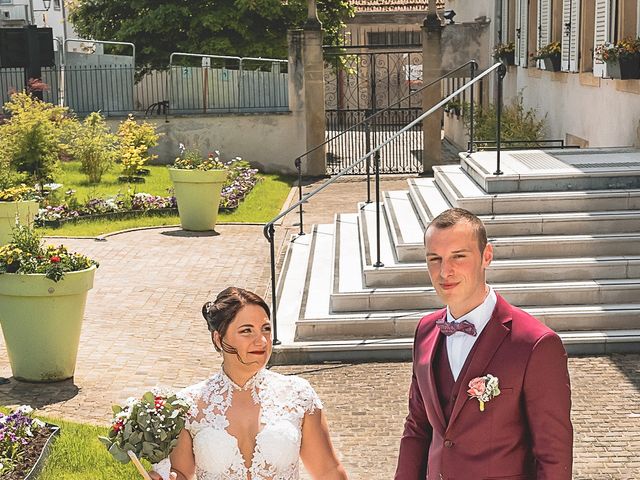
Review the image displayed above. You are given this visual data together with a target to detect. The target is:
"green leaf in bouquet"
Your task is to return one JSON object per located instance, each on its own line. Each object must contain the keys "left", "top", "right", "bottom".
{"left": 112, "top": 404, "right": 123, "bottom": 415}
{"left": 142, "top": 392, "right": 155, "bottom": 404}
{"left": 109, "top": 443, "right": 130, "bottom": 464}
{"left": 124, "top": 421, "right": 133, "bottom": 437}
{"left": 98, "top": 436, "right": 112, "bottom": 447}
{"left": 142, "top": 441, "right": 155, "bottom": 457}
{"left": 151, "top": 448, "right": 165, "bottom": 463}
{"left": 159, "top": 430, "right": 168, "bottom": 442}
{"left": 137, "top": 411, "right": 150, "bottom": 428}
{"left": 143, "top": 429, "right": 155, "bottom": 442}
{"left": 130, "top": 431, "right": 143, "bottom": 445}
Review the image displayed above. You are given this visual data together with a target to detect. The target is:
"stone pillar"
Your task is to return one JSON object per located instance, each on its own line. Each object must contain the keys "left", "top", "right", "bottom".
{"left": 421, "top": 6, "right": 444, "bottom": 175}
{"left": 301, "top": 1, "right": 326, "bottom": 176}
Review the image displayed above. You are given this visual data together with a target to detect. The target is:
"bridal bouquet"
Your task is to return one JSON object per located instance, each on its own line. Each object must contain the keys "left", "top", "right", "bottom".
{"left": 99, "top": 390, "right": 191, "bottom": 479}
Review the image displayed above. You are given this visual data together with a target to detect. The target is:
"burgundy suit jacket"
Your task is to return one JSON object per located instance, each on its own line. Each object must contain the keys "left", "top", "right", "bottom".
{"left": 395, "top": 293, "right": 573, "bottom": 480}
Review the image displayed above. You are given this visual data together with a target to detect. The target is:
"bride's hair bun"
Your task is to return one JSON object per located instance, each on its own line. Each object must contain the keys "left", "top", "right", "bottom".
{"left": 201, "top": 287, "right": 270, "bottom": 352}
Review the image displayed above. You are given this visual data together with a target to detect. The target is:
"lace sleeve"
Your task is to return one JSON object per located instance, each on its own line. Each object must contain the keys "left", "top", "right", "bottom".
{"left": 295, "top": 377, "right": 323, "bottom": 415}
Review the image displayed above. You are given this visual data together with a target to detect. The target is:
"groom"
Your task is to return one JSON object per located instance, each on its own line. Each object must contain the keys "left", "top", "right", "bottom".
{"left": 395, "top": 208, "right": 572, "bottom": 479}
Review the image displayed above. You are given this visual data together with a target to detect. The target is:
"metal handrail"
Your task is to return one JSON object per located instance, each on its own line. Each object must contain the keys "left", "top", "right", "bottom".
{"left": 264, "top": 61, "right": 505, "bottom": 344}
{"left": 292, "top": 60, "right": 479, "bottom": 236}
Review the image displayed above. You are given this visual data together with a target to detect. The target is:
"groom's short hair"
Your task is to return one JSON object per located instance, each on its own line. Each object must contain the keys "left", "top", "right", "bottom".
{"left": 426, "top": 208, "right": 488, "bottom": 253}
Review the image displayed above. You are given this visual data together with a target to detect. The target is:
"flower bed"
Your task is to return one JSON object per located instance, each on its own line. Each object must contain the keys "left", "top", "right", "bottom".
{"left": 0, "top": 406, "right": 59, "bottom": 479}
{"left": 35, "top": 166, "right": 260, "bottom": 228}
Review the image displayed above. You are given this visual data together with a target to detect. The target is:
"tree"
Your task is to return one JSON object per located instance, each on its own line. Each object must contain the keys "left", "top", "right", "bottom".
{"left": 68, "top": 0, "right": 354, "bottom": 73}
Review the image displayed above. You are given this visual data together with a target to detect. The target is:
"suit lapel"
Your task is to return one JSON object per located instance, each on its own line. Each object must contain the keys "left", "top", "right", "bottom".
{"left": 446, "top": 295, "right": 512, "bottom": 429}
{"left": 420, "top": 313, "right": 447, "bottom": 435}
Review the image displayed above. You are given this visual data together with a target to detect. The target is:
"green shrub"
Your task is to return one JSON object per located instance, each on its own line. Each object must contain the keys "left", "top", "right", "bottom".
{"left": 0, "top": 92, "right": 77, "bottom": 190}
{"left": 71, "top": 112, "right": 118, "bottom": 184}
{"left": 463, "top": 93, "right": 547, "bottom": 147}
{"left": 117, "top": 115, "right": 161, "bottom": 178}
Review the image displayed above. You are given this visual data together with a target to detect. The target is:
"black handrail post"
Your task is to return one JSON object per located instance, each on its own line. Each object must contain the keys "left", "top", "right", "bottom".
{"left": 294, "top": 157, "right": 305, "bottom": 235}
{"left": 365, "top": 119, "right": 372, "bottom": 203}
{"left": 494, "top": 63, "right": 507, "bottom": 176}
{"left": 373, "top": 150, "right": 384, "bottom": 268}
{"left": 267, "top": 223, "right": 281, "bottom": 345}
{"left": 468, "top": 61, "right": 477, "bottom": 155}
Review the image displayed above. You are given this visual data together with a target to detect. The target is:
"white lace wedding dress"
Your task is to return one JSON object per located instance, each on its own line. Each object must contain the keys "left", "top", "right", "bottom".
{"left": 179, "top": 368, "right": 322, "bottom": 480}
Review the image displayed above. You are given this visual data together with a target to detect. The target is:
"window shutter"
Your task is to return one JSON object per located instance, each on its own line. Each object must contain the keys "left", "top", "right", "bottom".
{"left": 501, "top": 0, "right": 510, "bottom": 44}
{"left": 561, "top": 0, "right": 581, "bottom": 72}
{"left": 538, "top": 0, "right": 552, "bottom": 69}
{"left": 593, "top": 0, "right": 610, "bottom": 77}
{"left": 516, "top": 0, "right": 529, "bottom": 66}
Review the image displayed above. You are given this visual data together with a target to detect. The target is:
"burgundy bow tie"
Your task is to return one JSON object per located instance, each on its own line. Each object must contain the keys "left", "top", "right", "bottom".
{"left": 436, "top": 318, "right": 477, "bottom": 336}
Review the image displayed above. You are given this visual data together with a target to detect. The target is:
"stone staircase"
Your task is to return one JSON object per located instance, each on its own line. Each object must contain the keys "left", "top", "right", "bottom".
{"left": 271, "top": 149, "right": 640, "bottom": 364}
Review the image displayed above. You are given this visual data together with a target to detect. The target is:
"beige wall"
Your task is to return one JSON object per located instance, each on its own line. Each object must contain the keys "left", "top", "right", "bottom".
{"left": 106, "top": 112, "right": 306, "bottom": 174}
{"left": 505, "top": 72, "right": 640, "bottom": 147}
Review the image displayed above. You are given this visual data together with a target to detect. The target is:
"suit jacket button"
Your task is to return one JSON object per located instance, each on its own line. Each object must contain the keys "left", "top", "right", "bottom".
{"left": 444, "top": 439, "right": 454, "bottom": 448}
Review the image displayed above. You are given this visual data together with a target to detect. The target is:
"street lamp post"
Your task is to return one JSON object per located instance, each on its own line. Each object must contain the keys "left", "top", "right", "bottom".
{"left": 29, "top": 0, "right": 52, "bottom": 25}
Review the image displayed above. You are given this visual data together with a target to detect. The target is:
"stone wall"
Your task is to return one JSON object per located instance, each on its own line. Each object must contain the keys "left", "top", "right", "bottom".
{"left": 105, "top": 112, "right": 305, "bottom": 175}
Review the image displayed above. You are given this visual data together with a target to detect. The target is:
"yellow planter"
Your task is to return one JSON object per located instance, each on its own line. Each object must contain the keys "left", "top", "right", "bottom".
{"left": 0, "top": 266, "right": 96, "bottom": 382}
{"left": 0, "top": 200, "right": 39, "bottom": 245}
{"left": 169, "top": 168, "right": 227, "bottom": 231}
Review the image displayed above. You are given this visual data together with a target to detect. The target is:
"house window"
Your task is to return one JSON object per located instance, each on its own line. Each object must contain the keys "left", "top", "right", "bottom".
{"left": 366, "top": 30, "right": 421, "bottom": 47}
{"left": 0, "top": 0, "right": 13, "bottom": 5}
{"left": 54, "top": 0, "right": 61, "bottom": 10}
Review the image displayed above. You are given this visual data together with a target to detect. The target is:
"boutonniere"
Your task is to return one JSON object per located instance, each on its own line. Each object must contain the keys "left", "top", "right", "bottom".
{"left": 467, "top": 374, "right": 501, "bottom": 411}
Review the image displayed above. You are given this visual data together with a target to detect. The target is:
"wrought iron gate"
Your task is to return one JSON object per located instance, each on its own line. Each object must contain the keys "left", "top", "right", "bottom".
{"left": 324, "top": 48, "right": 424, "bottom": 174}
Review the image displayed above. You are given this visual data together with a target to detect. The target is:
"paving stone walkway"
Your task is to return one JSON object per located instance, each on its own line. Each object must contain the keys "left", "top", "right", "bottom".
{"left": 0, "top": 173, "right": 638, "bottom": 479}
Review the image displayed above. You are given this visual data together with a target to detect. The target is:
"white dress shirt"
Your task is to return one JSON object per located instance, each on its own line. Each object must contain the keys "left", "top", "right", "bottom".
{"left": 445, "top": 287, "right": 497, "bottom": 381}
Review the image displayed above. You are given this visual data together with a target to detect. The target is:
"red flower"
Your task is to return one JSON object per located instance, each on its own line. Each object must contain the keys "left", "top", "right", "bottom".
{"left": 50, "top": 256, "right": 61, "bottom": 263}
{"left": 112, "top": 420, "right": 124, "bottom": 433}
{"left": 154, "top": 395, "right": 165, "bottom": 410}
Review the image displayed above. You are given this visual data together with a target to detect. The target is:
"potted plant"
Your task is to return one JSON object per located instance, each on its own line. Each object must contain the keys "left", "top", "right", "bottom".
{"left": 0, "top": 185, "right": 40, "bottom": 245}
{"left": 595, "top": 38, "right": 640, "bottom": 79}
{"left": 532, "top": 41, "right": 562, "bottom": 71}
{"left": 492, "top": 42, "right": 515, "bottom": 65}
{"left": 169, "top": 144, "right": 228, "bottom": 231}
{"left": 0, "top": 224, "right": 98, "bottom": 382}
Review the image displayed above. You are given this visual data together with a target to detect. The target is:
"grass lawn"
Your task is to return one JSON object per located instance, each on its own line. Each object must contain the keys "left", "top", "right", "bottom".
{"left": 39, "top": 162, "right": 294, "bottom": 237}
{"left": 37, "top": 417, "right": 146, "bottom": 480}
{"left": 56, "top": 161, "right": 175, "bottom": 199}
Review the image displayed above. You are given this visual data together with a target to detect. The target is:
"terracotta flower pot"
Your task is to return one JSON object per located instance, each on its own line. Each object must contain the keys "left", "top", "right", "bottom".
{"left": 0, "top": 265, "right": 96, "bottom": 382}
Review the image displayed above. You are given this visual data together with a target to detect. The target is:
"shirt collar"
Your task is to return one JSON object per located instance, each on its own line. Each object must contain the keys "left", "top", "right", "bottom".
{"left": 446, "top": 286, "right": 497, "bottom": 336}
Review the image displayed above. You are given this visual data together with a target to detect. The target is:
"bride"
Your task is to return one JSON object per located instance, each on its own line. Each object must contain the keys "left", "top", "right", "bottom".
{"left": 150, "top": 287, "right": 349, "bottom": 480}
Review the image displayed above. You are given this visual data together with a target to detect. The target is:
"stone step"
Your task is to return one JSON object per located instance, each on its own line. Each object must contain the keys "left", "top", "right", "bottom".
{"left": 410, "top": 173, "right": 640, "bottom": 234}
{"left": 491, "top": 233, "right": 640, "bottom": 259}
{"left": 270, "top": 329, "right": 640, "bottom": 364}
{"left": 429, "top": 165, "right": 640, "bottom": 215}
{"left": 393, "top": 231, "right": 640, "bottom": 263}
{"left": 294, "top": 303, "right": 640, "bottom": 341}
{"left": 363, "top": 256, "right": 640, "bottom": 287}
{"left": 273, "top": 227, "right": 316, "bottom": 344}
{"left": 461, "top": 148, "right": 640, "bottom": 193}
{"left": 331, "top": 279, "right": 640, "bottom": 312}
